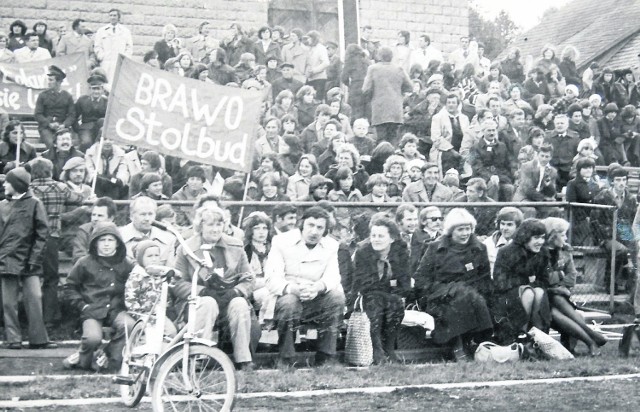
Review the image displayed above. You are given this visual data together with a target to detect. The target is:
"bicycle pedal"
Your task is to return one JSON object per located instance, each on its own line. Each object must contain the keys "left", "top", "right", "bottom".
{"left": 113, "top": 375, "right": 136, "bottom": 386}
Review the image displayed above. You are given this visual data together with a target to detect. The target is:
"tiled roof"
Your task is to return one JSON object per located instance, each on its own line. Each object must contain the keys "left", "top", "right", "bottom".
{"left": 498, "top": 0, "right": 640, "bottom": 69}
{"left": 604, "top": 32, "right": 640, "bottom": 70}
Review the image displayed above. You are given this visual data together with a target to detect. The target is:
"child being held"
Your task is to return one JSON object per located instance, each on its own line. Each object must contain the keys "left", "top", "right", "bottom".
{"left": 125, "top": 240, "right": 218, "bottom": 341}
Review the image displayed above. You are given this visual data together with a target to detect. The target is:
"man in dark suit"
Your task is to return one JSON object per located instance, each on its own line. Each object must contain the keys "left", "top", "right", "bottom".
{"left": 544, "top": 114, "right": 580, "bottom": 189}
{"left": 469, "top": 119, "right": 514, "bottom": 201}
{"left": 513, "top": 143, "right": 558, "bottom": 217}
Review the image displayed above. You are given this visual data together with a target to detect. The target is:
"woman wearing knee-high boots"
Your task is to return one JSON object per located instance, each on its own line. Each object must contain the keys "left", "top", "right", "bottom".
{"left": 351, "top": 215, "right": 410, "bottom": 364}
{"left": 543, "top": 217, "right": 607, "bottom": 355}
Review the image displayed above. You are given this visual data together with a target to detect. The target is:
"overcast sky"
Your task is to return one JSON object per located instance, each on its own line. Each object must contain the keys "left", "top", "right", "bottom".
{"left": 473, "top": 0, "right": 573, "bottom": 31}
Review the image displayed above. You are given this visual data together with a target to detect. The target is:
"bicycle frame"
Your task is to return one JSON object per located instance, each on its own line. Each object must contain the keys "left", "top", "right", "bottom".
{"left": 148, "top": 221, "right": 215, "bottom": 394}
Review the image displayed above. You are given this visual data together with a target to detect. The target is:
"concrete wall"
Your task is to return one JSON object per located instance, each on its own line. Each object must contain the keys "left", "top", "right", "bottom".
{"left": 0, "top": 0, "right": 468, "bottom": 56}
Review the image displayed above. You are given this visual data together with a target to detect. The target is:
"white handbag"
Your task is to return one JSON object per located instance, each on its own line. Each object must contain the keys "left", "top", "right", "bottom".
{"left": 401, "top": 303, "right": 435, "bottom": 331}
{"left": 474, "top": 341, "right": 523, "bottom": 363}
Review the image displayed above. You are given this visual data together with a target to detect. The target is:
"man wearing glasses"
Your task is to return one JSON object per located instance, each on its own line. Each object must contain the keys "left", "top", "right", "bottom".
{"left": 411, "top": 206, "right": 443, "bottom": 273}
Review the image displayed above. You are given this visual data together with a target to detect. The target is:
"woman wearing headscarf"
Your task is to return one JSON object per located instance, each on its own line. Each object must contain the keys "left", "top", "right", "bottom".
{"left": 414, "top": 208, "right": 494, "bottom": 360}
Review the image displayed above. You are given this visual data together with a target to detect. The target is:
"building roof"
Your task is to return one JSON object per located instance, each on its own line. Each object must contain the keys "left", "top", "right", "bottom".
{"left": 498, "top": 0, "right": 640, "bottom": 71}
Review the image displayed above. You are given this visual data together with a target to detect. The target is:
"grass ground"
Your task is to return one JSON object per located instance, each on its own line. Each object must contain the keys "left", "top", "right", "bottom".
{"left": 2, "top": 340, "right": 640, "bottom": 402}
{"left": 9, "top": 378, "right": 640, "bottom": 411}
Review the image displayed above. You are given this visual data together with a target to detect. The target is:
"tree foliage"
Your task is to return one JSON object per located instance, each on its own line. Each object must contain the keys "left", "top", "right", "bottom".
{"left": 468, "top": 6, "right": 520, "bottom": 59}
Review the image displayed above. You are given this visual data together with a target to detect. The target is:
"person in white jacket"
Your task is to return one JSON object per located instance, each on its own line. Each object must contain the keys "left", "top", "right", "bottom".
{"left": 264, "top": 206, "right": 345, "bottom": 367}
{"left": 483, "top": 207, "right": 524, "bottom": 276}
{"left": 94, "top": 9, "right": 133, "bottom": 85}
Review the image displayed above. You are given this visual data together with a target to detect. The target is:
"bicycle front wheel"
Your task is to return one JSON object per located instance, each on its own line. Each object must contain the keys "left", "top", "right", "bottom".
{"left": 120, "top": 320, "right": 148, "bottom": 407}
{"left": 151, "top": 344, "right": 237, "bottom": 412}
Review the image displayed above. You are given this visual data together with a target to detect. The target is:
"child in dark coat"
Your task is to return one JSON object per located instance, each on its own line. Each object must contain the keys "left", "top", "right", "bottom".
{"left": 63, "top": 222, "right": 136, "bottom": 371}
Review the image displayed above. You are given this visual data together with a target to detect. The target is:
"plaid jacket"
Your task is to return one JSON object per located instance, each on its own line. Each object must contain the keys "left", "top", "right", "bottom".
{"left": 30, "top": 178, "right": 84, "bottom": 237}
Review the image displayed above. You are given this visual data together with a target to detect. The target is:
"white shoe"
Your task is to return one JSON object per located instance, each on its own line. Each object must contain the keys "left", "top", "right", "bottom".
{"left": 62, "top": 352, "right": 80, "bottom": 369}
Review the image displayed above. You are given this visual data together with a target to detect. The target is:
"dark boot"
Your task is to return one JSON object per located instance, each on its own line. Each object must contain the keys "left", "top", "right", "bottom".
{"left": 370, "top": 319, "right": 386, "bottom": 364}
{"left": 451, "top": 336, "right": 468, "bottom": 362}
{"left": 383, "top": 323, "right": 401, "bottom": 363}
{"left": 619, "top": 324, "right": 637, "bottom": 358}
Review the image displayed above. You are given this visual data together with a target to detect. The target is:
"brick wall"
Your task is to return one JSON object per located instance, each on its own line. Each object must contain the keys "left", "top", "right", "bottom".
{"left": 0, "top": 0, "right": 269, "bottom": 56}
{"left": 0, "top": 0, "right": 468, "bottom": 56}
{"left": 359, "top": 0, "right": 469, "bottom": 54}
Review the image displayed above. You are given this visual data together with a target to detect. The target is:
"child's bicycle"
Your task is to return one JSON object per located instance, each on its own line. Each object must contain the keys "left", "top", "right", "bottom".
{"left": 114, "top": 221, "right": 237, "bottom": 412}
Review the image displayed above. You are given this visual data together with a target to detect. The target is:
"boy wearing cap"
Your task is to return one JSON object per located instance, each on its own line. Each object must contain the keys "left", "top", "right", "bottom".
{"left": 34, "top": 65, "right": 76, "bottom": 150}
{"left": 74, "top": 73, "right": 108, "bottom": 151}
{"left": 0, "top": 167, "right": 54, "bottom": 349}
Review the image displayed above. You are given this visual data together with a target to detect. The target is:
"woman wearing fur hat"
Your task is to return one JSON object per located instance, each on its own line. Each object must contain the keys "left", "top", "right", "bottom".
{"left": 128, "top": 151, "right": 172, "bottom": 199}
{"left": 566, "top": 157, "right": 598, "bottom": 246}
{"left": 131, "top": 173, "right": 168, "bottom": 201}
{"left": 301, "top": 175, "right": 333, "bottom": 202}
{"left": 597, "top": 102, "right": 625, "bottom": 164}
{"left": 414, "top": 208, "right": 493, "bottom": 360}
{"left": 492, "top": 219, "right": 552, "bottom": 343}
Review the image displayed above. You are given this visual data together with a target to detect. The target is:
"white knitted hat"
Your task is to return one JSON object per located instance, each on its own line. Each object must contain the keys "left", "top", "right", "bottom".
{"left": 443, "top": 208, "right": 477, "bottom": 236}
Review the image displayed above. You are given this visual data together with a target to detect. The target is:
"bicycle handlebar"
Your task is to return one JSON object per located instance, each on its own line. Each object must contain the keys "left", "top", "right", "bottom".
{"left": 151, "top": 221, "right": 205, "bottom": 265}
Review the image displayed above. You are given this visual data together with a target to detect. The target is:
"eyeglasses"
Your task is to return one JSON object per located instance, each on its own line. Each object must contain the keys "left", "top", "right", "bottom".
{"left": 424, "top": 217, "right": 443, "bottom": 222}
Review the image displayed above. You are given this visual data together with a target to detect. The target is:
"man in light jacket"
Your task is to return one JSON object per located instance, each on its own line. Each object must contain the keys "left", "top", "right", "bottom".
{"left": 265, "top": 206, "right": 345, "bottom": 367}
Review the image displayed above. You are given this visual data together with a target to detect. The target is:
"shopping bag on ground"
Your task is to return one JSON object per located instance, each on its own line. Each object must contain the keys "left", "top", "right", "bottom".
{"left": 345, "top": 295, "right": 373, "bottom": 366}
{"left": 528, "top": 326, "right": 574, "bottom": 360}
{"left": 474, "top": 341, "right": 523, "bottom": 363}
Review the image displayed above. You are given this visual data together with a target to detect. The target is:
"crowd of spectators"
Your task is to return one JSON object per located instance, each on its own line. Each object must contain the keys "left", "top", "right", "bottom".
{"left": 1, "top": 10, "right": 640, "bottom": 370}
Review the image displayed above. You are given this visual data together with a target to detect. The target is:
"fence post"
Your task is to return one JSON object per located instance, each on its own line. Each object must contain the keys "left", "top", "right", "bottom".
{"left": 609, "top": 208, "right": 618, "bottom": 314}
{"left": 568, "top": 204, "right": 574, "bottom": 245}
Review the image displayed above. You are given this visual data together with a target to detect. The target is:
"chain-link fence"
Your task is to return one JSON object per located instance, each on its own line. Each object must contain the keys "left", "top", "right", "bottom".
{"left": 68, "top": 199, "right": 625, "bottom": 315}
